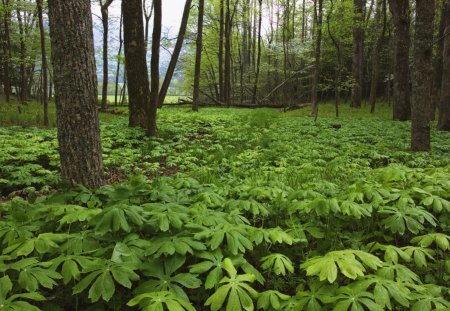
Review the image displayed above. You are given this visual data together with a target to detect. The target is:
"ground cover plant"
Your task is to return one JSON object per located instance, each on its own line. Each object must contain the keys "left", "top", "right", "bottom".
{"left": 0, "top": 104, "right": 449, "bottom": 310}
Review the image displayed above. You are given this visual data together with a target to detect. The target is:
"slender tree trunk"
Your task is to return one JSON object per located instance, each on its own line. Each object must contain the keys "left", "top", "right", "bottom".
{"left": 16, "top": 8, "right": 27, "bottom": 102}
{"left": 148, "top": 0, "right": 161, "bottom": 136}
{"left": 411, "top": 0, "right": 435, "bottom": 151}
{"left": 100, "top": 0, "right": 113, "bottom": 111}
{"left": 351, "top": 0, "right": 365, "bottom": 108}
{"left": 48, "top": 0, "right": 104, "bottom": 188}
{"left": 388, "top": 0, "right": 411, "bottom": 120}
{"left": 432, "top": 1, "right": 446, "bottom": 120}
{"left": 327, "top": 0, "right": 342, "bottom": 117}
{"left": 114, "top": 11, "right": 123, "bottom": 106}
{"left": 224, "top": 0, "right": 231, "bottom": 105}
{"left": 438, "top": 0, "right": 450, "bottom": 131}
{"left": 218, "top": 0, "right": 225, "bottom": 102}
{"left": 369, "top": 0, "right": 387, "bottom": 113}
{"left": 143, "top": 0, "right": 153, "bottom": 51}
{"left": 311, "top": 0, "right": 323, "bottom": 116}
{"left": 37, "top": 0, "right": 48, "bottom": 126}
{"left": 1, "top": 0, "right": 11, "bottom": 102}
{"left": 193, "top": 0, "right": 204, "bottom": 112}
{"left": 123, "top": 0, "right": 150, "bottom": 128}
{"left": 252, "top": 0, "right": 262, "bottom": 105}
{"left": 158, "top": 0, "right": 192, "bottom": 107}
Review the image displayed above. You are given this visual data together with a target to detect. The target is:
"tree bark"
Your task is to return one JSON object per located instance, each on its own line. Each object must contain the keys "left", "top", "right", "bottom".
{"left": 148, "top": 0, "right": 161, "bottom": 136}
{"left": 48, "top": 0, "right": 104, "bottom": 188}
{"left": 1, "top": 0, "right": 11, "bottom": 102}
{"left": 192, "top": 0, "right": 204, "bottom": 112}
{"left": 158, "top": 0, "right": 192, "bottom": 107}
{"left": 218, "top": 0, "right": 225, "bottom": 102}
{"left": 37, "top": 0, "right": 48, "bottom": 126}
{"left": 432, "top": 0, "right": 446, "bottom": 120}
{"left": 369, "top": 0, "right": 387, "bottom": 113}
{"left": 251, "top": 0, "right": 262, "bottom": 106}
{"left": 311, "top": 0, "right": 323, "bottom": 117}
{"left": 122, "top": 0, "right": 150, "bottom": 128}
{"left": 224, "top": 0, "right": 231, "bottom": 105}
{"left": 100, "top": 0, "right": 114, "bottom": 111}
{"left": 351, "top": 0, "right": 365, "bottom": 108}
{"left": 438, "top": 0, "right": 450, "bottom": 131}
{"left": 411, "top": 0, "right": 435, "bottom": 151}
{"left": 388, "top": 0, "right": 411, "bottom": 120}
{"left": 16, "top": 7, "right": 27, "bottom": 102}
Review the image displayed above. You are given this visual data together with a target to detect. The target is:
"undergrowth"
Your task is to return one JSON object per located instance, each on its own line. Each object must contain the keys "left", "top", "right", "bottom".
{"left": 0, "top": 106, "right": 449, "bottom": 310}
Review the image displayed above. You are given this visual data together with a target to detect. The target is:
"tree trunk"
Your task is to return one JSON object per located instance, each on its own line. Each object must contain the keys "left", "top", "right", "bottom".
{"left": 123, "top": 0, "right": 150, "bottom": 128}
{"left": 218, "top": 0, "right": 225, "bottom": 102}
{"left": 311, "top": 0, "right": 323, "bottom": 117}
{"left": 158, "top": 0, "right": 192, "bottom": 107}
{"left": 100, "top": 0, "right": 113, "bottom": 111}
{"left": 48, "top": 0, "right": 104, "bottom": 188}
{"left": 351, "top": 0, "right": 365, "bottom": 108}
{"left": 252, "top": 0, "right": 262, "bottom": 105}
{"left": 438, "top": 0, "right": 450, "bottom": 131}
{"left": 224, "top": 0, "right": 231, "bottom": 105}
{"left": 37, "top": 0, "right": 48, "bottom": 126}
{"left": 1, "top": 0, "right": 11, "bottom": 102}
{"left": 432, "top": 1, "right": 446, "bottom": 120}
{"left": 369, "top": 0, "right": 387, "bottom": 113}
{"left": 148, "top": 0, "right": 161, "bottom": 136}
{"left": 16, "top": 8, "right": 27, "bottom": 102}
{"left": 114, "top": 11, "right": 123, "bottom": 106}
{"left": 193, "top": 0, "right": 204, "bottom": 112}
{"left": 388, "top": 0, "right": 411, "bottom": 120}
{"left": 411, "top": 0, "right": 435, "bottom": 151}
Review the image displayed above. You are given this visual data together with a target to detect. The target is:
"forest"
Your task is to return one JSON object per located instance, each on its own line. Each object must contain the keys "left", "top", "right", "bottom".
{"left": 0, "top": 0, "right": 449, "bottom": 310}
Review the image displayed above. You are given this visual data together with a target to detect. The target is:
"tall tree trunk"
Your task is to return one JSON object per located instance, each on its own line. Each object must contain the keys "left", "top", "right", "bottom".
{"left": 143, "top": 0, "right": 153, "bottom": 51}
{"left": 37, "top": 0, "right": 48, "bottom": 126}
{"left": 369, "top": 0, "right": 387, "bottom": 113}
{"left": 351, "top": 0, "right": 365, "bottom": 108}
{"left": 148, "top": 0, "right": 161, "bottom": 136}
{"left": 100, "top": 0, "right": 114, "bottom": 111}
{"left": 48, "top": 0, "right": 104, "bottom": 188}
{"left": 218, "top": 0, "right": 225, "bottom": 102}
{"left": 438, "top": 0, "right": 450, "bottom": 131}
{"left": 411, "top": 0, "right": 435, "bottom": 151}
{"left": 158, "top": 0, "right": 192, "bottom": 107}
{"left": 252, "top": 0, "right": 262, "bottom": 105}
{"left": 224, "top": 0, "right": 231, "bottom": 105}
{"left": 388, "top": 0, "right": 411, "bottom": 120}
{"left": 16, "top": 8, "right": 27, "bottom": 102}
{"left": 193, "top": 0, "right": 204, "bottom": 112}
{"left": 1, "top": 0, "right": 11, "bottom": 102}
{"left": 432, "top": 1, "right": 446, "bottom": 120}
{"left": 123, "top": 0, "right": 150, "bottom": 128}
{"left": 114, "top": 11, "right": 123, "bottom": 106}
{"left": 311, "top": 0, "right": 323, "bottom": 117}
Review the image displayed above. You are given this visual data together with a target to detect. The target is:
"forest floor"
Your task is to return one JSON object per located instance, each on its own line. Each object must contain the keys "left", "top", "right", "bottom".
{"left": 0, "top": 101, "right": 449, "bottom": 310}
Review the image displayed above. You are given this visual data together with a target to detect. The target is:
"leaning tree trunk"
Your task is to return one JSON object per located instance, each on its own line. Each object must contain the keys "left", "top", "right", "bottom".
{"left": 148, "top": 0, "right": 162, "bottom": 136}
{"left": 100, "top": 0, "right": 113, "bottom": 111}
{"left": 48, "top": 0, "right": 104, "bottom": 188}
{"left": 411, "top": 0, "right": 435, "bottom": 151}
{"left": 158, "top": 0, "right": 192, "bottom": 107}
{"left": 37, "top": 0, "right": 48, "bottom": 126}
{"left": 388, "top": 0, "right": 411, "bottom": 120}
{"left": 123, "top": 0, "right": 150, "bottom": 129}
{"left": 438, "top": 0, "right": 450, "bottom": 131}
{"left": 192, "top": 0, "right": 204, "bottom": 112}
{"left": 351, "top": 0, "right": 365, "bottom": 108}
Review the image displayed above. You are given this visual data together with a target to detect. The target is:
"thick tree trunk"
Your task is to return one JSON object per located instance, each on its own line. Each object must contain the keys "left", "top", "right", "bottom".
{"left": 37, "top": 0, "right": 48, "bottom": 126}
{"left": 438, "top": 0, "right": 450, "bottom": 131}
{"left": 193, "top": 0, "right": 204, "bottom": 112}
{"left": 48, "top": 0, "right": 104, "bottom": 188}
{"left": 388, "top": 0, "right": 411, "bottom": 120}
{"left": 311, "top": 0, "right": 323, "bottom": 117}
{"left": 411, "top": 0, "right": 435, "bottom": 151}
{"left": 148, "top": 0, "right": 161, "bottom": 136}
{"left": 123, "top": 0, "right": 150, "bottom": 128}
{"left": 158, "top": 0, "right": 192, "bottom": 107}
{"left": 351, "top": 0, "right": 365, "bottom": 108}
{"left": 100, "top": 0, "right": 113, "bottom": 111}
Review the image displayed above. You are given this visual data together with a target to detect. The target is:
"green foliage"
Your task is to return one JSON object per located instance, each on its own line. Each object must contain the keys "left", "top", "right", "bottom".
{"left": 0, "top": 107, "right": 449, "bottom": 309}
